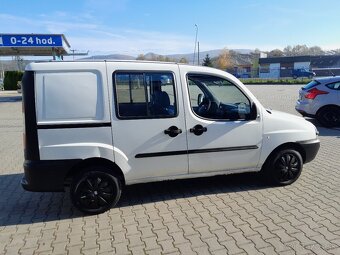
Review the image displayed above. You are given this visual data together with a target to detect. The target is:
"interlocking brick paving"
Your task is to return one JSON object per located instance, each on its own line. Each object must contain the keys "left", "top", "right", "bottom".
{"left": 0, "top": 86, "right": 339, "bottom": 255}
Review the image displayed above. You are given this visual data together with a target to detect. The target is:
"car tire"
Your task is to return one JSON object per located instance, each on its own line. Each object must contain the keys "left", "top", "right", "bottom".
{"left": 316, "top": 106, "right": 340, "bottom": 128}
{"left": 262, "top": 149, "right": 303, "bottom": 186}
{"left": 70, "top": 166, "right": 122, "bottom": 214}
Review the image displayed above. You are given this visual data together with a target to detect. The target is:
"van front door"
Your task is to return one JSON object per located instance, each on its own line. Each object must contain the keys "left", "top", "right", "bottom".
{"left": 180, "top": 68, "right": 262, "bottom": 174}
{"left": 107, "top": 63, "right": 188, "bottom": 183}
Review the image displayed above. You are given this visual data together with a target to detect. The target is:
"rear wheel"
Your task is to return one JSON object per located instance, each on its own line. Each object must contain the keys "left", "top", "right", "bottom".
{"left": 70, "top": 166, "right": 122, "bottom": 214}
{"left": 316, "top": 106, "right": 340, "bottom": 128}
{"left": 263, "top": 149, "right": 303, "bottom": 185}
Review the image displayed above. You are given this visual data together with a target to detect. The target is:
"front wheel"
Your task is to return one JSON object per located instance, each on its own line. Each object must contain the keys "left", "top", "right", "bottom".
{"left": 70, "top": 166, "right": 122, "bottom": 214}
{"left": 263, "top": 149, "right": 303, "bottom": 186}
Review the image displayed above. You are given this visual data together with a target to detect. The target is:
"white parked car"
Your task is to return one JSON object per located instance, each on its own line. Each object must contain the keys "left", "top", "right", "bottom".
{"left": 295, "top": 77, "right": 340, "bottom": 127}
{"left": 21, "top": 61, "right": 320, "bottom": 214}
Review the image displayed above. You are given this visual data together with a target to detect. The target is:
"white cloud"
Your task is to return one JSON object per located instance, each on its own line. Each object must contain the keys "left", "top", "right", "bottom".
{"left": 68, "top": 31, "right": 197, "bottom": 55}
{"left": 0, "top": 12, "right": 207, "bottom": 55}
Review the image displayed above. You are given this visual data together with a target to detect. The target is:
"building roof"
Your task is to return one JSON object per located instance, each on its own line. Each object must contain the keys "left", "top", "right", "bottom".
{"left": 259, "top": 55, "right": 340, "bottom": 68}
{"left": 259, "top": 55, "right": 313, "bottom": 64}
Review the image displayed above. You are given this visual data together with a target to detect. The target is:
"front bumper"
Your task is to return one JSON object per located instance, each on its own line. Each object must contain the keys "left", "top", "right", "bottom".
{"left": 297, "top": 139, "right": 320, "bottom": 163}
{"left": 21, "top": 159, "right": 81, "bottom": 192}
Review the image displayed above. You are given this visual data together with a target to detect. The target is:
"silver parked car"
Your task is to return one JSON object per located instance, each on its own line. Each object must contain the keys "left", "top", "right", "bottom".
{"left": 296, "top": 76, "right": 340, "bottom": 127}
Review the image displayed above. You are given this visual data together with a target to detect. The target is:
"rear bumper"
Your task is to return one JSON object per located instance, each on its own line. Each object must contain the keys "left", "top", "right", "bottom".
{"left": 297, "top": 139, "right": 320, "bottom": 163}
{"left": 21, "top": 159, "right": 81, "bottom": 192}
{"left": 295, "top": 108, "right": 315, "bottom": 118}
{"left": 295, "top": 98, "right": 320, "bottom": 118}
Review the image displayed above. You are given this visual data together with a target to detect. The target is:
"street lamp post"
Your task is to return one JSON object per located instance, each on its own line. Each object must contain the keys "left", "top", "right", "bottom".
{"left": 197, "top": 41, "right": 200, "bottom": 65}
{"left": 193, "top": 24, "right": 198, "bottom": 65}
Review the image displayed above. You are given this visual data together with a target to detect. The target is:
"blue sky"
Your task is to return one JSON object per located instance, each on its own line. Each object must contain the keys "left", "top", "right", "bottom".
{"left": 0, "top": 0, "right": 339, "bottom": 56}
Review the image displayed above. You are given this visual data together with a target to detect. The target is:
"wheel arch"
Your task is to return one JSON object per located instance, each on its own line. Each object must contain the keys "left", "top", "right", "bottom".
{"left": 64, "top": 157, "right": 126, "bottom": 187}
{"left": 316, "top": 104, "right": 340, "bottom": 116}
{"left": 262, "top": 142, "right": 306, "bottom": 169}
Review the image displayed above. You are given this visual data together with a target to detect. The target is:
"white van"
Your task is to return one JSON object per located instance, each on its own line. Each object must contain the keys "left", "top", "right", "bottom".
{"left": 21, "top": 61, "right": 320, "bottom": 214}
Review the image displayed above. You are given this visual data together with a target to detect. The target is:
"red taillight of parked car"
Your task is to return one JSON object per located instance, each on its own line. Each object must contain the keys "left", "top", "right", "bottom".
{"left": 305, "top": 88, "right": 329, "bottom": 99}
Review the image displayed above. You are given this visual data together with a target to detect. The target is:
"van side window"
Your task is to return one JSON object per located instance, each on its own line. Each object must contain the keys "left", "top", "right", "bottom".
{"left": 115, "top": 72, "right": 177, "bottom": 119}
{"left": 187, "top": 74, "right": 251, "bottom": 120}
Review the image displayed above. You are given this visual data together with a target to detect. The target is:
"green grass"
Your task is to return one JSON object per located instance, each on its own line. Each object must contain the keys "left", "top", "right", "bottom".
{"left": 240, "top": 78, "right": 312, "bottom": 85}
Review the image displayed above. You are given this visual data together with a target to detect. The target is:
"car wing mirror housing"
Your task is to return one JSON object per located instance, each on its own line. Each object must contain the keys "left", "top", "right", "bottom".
{"left": 197, "top": 93, "right": 204, "bottom": 105}
{"left": 249, "top": 102, "right": 257, "bottom": 120}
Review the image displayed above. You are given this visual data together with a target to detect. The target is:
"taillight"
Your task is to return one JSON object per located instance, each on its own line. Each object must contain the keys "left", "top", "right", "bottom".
{"left": 305, "top": 88, "right": 328, "bottom": 99}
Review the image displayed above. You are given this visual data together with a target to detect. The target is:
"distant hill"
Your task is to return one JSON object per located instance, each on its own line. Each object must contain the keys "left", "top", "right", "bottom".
{"left": 81, "top": 54, "right": 135, "bottom": 60}
{"left": 79, "top": 48, "right": 254, "bottom": 63}
{"left": 167, "top": 49, "right": 253, "bottom": 63}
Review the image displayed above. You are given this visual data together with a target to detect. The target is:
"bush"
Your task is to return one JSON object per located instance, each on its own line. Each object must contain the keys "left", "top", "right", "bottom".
{"left": 239, "top": 78, "right": 312, "bottom": 85}
{"left": 4, "top": 71, "right": 24, "bottom": 90}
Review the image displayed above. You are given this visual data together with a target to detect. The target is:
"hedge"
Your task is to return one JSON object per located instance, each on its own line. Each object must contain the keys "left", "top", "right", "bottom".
{"left": 4, "top": 71, "right": 24, "bottom": 90}
{"left": 239, "top": 78, "right": 312, "bottom": 85}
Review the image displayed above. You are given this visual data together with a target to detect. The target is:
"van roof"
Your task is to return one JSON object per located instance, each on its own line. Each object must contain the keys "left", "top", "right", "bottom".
{"left": 31, "top": 59, "right": 183, "bottom": 65}
{"left": 25, "top": 59, "right": 211, "bottom": 71}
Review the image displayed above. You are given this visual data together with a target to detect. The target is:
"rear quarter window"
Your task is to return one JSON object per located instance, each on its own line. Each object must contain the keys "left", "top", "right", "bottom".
{"left": 302, "top": 80, "right": 320, "bottom": 90}
{"left": 35, "top": 71, "right": 104, "bottom": 122}
{"left": 326, "top": 81, "right": 340, "bottom": 90}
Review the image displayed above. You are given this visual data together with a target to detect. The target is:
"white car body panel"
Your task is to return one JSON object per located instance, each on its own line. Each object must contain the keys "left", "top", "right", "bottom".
{"left": 29, "top": 62, "right": 114, "bottom": 162}
{"left": 24, "top": 61, "right": 319, "bottom": 186}
{"left": 259, "top": 109, "right": 317, "bottom": 167}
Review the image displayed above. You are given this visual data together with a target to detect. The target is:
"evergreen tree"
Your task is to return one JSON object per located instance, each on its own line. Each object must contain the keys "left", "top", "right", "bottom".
{"left": 202, "top": 54, "right": 213, "bottom": 67}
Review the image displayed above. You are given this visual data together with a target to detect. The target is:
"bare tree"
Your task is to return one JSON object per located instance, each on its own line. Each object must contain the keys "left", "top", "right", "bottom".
{"left": 283, "top": 45, "right": 293, "bottom": 56}
{"left": 268, "top": 49, "right": 284, "bottom": 57}
{"left": 292, "top": 45, "right": 309, "bottom": 56}
{"left": 136, "top": 54, "right": 145, "bottom": 60}
{"left": 283, "top": 45, "right": 325, "bottom": 56}
{"left": 308, "top": 46, "right": 325, "bottom": 55}
{"left": 179, "top": 57, "right": 188, "bottom": 63}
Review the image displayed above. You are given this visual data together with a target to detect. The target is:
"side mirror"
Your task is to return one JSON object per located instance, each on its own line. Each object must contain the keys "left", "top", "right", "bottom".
{"left": 197, "top": 93, "right": 204, "bottom": 105}
{"left": 249, "top": 102, "right": 258, "bottom": 120}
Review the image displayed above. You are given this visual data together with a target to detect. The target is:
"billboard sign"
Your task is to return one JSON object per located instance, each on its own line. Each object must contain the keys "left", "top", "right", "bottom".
{"left": 0, "top": 34, "right": 63, "bottom": 47}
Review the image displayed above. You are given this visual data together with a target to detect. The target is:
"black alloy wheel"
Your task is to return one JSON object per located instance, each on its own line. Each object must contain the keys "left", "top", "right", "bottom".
{"left": 70, "top": 167, "right": 121, "bottom": 214}
{"left": 263, "top": 149, "right": 303, "bottom": 186}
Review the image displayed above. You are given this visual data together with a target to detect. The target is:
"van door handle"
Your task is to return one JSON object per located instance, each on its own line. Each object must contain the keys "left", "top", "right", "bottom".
{"left": 164, "top": 126, "right": 182, "bottom": 137}
{"left": 190, "top": 124, "right": 207, "bottom": 136}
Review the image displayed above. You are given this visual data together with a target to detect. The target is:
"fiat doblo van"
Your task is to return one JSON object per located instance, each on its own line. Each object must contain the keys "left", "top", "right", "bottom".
{"left": 21, "top": 61, "right": 320, "bottom": 214}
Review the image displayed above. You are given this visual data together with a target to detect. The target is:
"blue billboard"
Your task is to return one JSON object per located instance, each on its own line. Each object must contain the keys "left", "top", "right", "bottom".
{"left": 0, "top": 34, "right": 63, "bottom": 47}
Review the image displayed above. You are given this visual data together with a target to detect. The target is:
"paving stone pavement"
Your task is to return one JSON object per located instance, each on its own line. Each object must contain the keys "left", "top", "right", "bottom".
{"left": 0, "top": 86, "right": 339, "bottom": 255}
